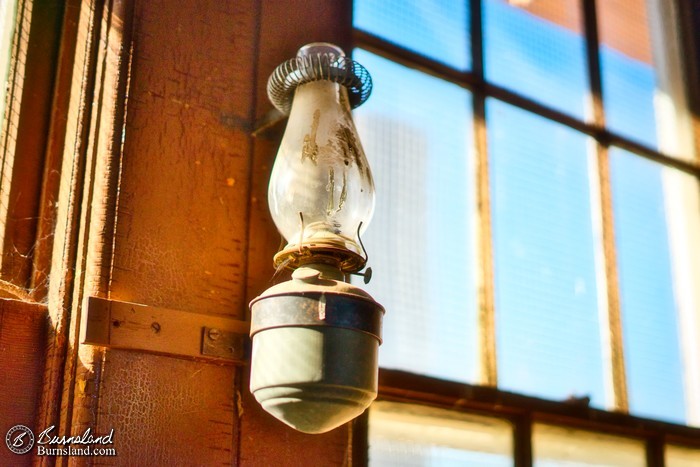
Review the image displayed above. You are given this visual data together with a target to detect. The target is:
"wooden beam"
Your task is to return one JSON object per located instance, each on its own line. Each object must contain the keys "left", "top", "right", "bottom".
{"left": 81, "top": 296, "right": 248, "bottom": 363}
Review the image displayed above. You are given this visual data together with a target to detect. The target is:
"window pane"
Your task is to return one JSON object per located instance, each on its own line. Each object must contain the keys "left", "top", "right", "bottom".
{"left": 533, "top": 423, "right": 645, "bottom": 466}
{"left": 353, "top": 0, "right": 470, "bottom": 70}
{"left": 488, "top": 100, "right": 605, "bottom": 405}
{"left": 597, "top": 0, "right": 655, "bottom": 148}
{"left": 610, "top": 149, "right": 687, "bottom": 424}
{"left": 666, "top": 445, "right": 700, "bottom": 467}
{"left": 354, "top": 50, "right": 477, "bottom": 383}
{"left": 484, "top": 0, "right": 588, "bottom": 119}
{"left": 369, "top": 401, "right": 513, "bottom": 467}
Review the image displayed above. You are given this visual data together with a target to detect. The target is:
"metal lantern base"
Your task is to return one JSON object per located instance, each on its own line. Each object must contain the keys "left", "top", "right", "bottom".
{"left": 249, "top": 264, "right": 384, "bottom": 434}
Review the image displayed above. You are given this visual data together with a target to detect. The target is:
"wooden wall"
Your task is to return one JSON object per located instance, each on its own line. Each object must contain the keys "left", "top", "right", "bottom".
{"left": 1, "top": 0, "right": 359, "bottom": 465}
{"left": 0, "top": 301, "right": 46, "bottom": 467}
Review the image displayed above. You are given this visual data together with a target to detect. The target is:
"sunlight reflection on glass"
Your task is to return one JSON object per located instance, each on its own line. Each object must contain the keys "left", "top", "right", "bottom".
{"left": 353, "top": 49, "right": 478, "bottom": 384}
{"left": 488, "top": 100, "right": 605, "bottom": 406}
{"left": 610, "top": 148, "right": 687, "bottom": 424}
{"left": 534, "top": 424, "right": 645, "bottom": 466}
{"left": 370, "top": 402, "right": 513, "bottom": 467}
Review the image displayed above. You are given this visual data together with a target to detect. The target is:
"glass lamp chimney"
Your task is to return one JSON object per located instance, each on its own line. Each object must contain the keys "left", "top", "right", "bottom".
{"left": 267, "top": 43, "right": 375, "bottom": 272}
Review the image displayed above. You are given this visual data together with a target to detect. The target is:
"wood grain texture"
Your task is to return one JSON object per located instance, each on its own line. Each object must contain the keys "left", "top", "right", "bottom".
{"left": 45, "top": 1, "right": 138, "bottom": 460}
{"left": 31, "top": 0, "right": 83, "bottom": 300}
{"left": 0, "top": 0, "right": 63, "bottom": 288}
{"left": 30, "top": 0, "right": 361, "bottom": 464}
{"left": 42, "top": 0, "right": 105, "bottom": 456}
{"left": 110, "top": 0, "right": 257, "bottom": 317}
{"left": 0, "top": 300, "right": 46, "bottom": 467}
{"left": 80, "top": 0, "right": 256, "bottom": 464}
{"left": 94, "top": 350, "right": 236, "bottom": 466}
{"left": 244, "top": 135, "right": 284, "bottom": 305}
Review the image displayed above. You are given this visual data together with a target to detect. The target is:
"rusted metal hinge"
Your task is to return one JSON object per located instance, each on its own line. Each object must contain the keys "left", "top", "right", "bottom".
{"left": 81, "top": 296, "right": 249, "bottom": 364}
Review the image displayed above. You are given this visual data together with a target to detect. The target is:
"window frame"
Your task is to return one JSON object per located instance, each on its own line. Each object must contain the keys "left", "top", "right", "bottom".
{"left": 357, "top": 369, "right": 700, "bottom": 466}
{"left": 0, "top": 0, "right": 66, "bottom": 301}
{"left": 350, "top": 0, "right": 700, "bottom": 465}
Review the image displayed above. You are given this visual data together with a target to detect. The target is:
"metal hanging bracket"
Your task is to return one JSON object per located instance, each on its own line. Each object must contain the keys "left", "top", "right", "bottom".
{"left": 81, "top": 296, "right": 249, "bottom": 364}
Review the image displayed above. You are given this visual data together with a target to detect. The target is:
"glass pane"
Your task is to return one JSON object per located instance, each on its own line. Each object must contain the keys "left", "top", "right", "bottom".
{"left": 666, "top": 445, "right": 700, "bottom": 467}
{"left": 533, "top": 423, "right": 645, "bottom": 466}
{"left": 353, "top": 0, "right": 470, "bottom": 70}
{"left": 597, "top": 0, "right": 694, "bottom": 159}
{"left": 369, "top": 401, "right": 513, "bottom": 467}
{"left": 597, "top": 0, "right": 656, "bottom": 149}
{"left": 610, "top": 149, "right": 687, "bottom": 424}
{"left": 353, "top": 49, "right": 477, "bottom": 383}
{"left": 484, "top": 0, "right": 588, "bottom": 119}
{"left": 488, "top": 100, "right": 605, "bottom": 405}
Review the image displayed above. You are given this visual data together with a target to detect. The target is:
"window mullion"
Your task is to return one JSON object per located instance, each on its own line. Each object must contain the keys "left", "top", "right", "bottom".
{"left": 646, "top": 435, "right": 666, "bottom": 467}
{"left": 470, "top": 0, "right": 497, "bottom": 388}
{"left": 582, "top": 0, "right": 629, "bottom": 413}
{"left": 513, "top": 414, "right": 533, "bottom": 467}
